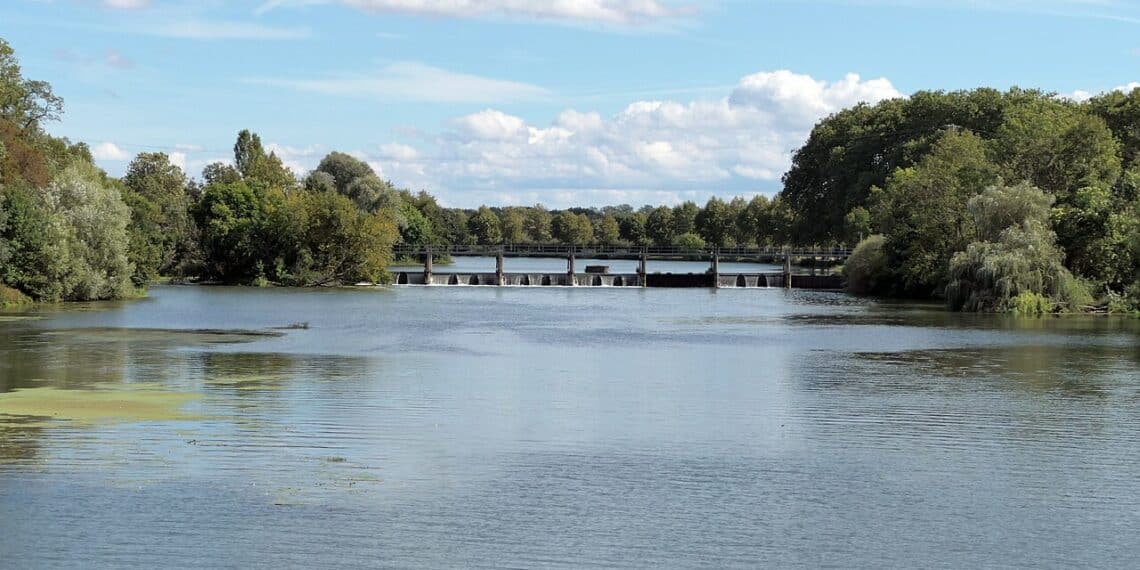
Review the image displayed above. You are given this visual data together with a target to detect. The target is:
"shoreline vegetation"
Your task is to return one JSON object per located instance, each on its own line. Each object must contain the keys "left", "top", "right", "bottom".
{"left": 2, "top": 39, "right": 1139, "bottom": 315}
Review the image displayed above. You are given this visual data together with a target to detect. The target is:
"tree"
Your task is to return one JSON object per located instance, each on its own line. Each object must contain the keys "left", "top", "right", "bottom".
{"left": 121, "top": 152, "right": 195, "bottom": 280}
{"left": 872, "top": 130, "right": 1001, "bottom": 297}
{"left": 843, "top": 207, "right": 872, "bottom": 245}
{"left": 523, "top": 204, "right": 552, "bottom": 242}
{"left": 552, "top": 211, "right": 593, "bottom": 245}
{"left": 673, "top": 232, "right": 705, "bottom": 250}
{"left": 467, "top": 205, "right": 502, "bottom": 245}
{"left": 671, "top": 201, "right": 699, "bottom": 236}
{"left": 844, "top": 235, "right": 888, "bottom": 295}
{"left": 315, "top": 151, "right": 375, "bottom": 195}
{"left": 596, "top": 214, "right": 621, "bottom": 245}
{"left": 43, "top": 162, "right": 134, "bottom": 300}
{"left": 993, "top": 98, "right": 1120, "bottom": 201}
{"left": 738, "top": 195, "right": 772, "bottom": 246}
{"left": 500, "top": 207, "right": 527, "bottom": 243}
{"left": 274, "top": 189, "right": 398, "bottom": 285}
{"left": 620, "top": 212, "right": 648, "bottom": 245}
{"left": 782, "top": 88, "right": 1016, "bottom": 243}
{"left": 947, "top": 182, "right": 1090, "bottom": 313}
{"left": 398, "top": 201, "right": 433, "bottom": 245}
{"left": 340, "top": 175, "right": 399, "bottom": 213}
{"left": 202, "top": 162, "right": 241, "bottom": 186}
{"left": 1, "top": 39, "right": 63, "bottom": 132}
{"left": 233, "top": 130, "right": 265, "bottom": 179}
{"left": 0, "top": 181, "right": 72, "bottom": 300}
{"left": 695, "top": 196, "right": 733, "bottom": 247}
{"left": 645, "top": 205, "right": 674, "bottom": 246}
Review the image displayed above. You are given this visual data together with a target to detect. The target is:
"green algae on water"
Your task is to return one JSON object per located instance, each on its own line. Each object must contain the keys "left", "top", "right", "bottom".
{"left": 0, "top": 385, "right": 201, "bottom": 425}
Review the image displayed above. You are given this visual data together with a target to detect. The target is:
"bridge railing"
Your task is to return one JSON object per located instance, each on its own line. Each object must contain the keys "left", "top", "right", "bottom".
{"left": 393, "top": 243, "right": 853, "bottom": 258}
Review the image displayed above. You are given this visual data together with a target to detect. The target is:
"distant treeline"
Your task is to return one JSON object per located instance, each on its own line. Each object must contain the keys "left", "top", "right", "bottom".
{"left": 3, "top": 37, "right": 1140, "bottom": 313}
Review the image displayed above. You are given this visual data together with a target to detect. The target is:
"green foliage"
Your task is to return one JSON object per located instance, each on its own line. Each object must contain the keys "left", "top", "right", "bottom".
{"left": 620, "top": 211, "right": 647, "bottom": 245}
{"left": 968, "top": 181, "right": 1054, "bottom": 242}
{"left": 121, "top": 152, "right": 196, "bottom": 282}
{"left": 671, "top": 201, "right": 699, "bottom": 236}
{"left": 1, "top": 39, "right": 63, "bottom": 132}
{"left": 645, "top": 205, "right": 674, "bottom": 246}
{"left": 552, "top": 210, "right": 593, "bottom": 245}
{"left": 843, "top": 206, "right": 872, "bottom": 245}
{"left": 42, "top": 161, "right": 134, "bottom": 301}
{"left": 523, "top": 205, "right": 552, "bottom": 242}
{"left": 596, "top": 214, "right": 621, "bottom": 245}
{"left": 843, "top": 235, "right": 889, "bottom": 296}
{"left": 1009, "top": 291, "right": 1053, "bottom": 316}
{"left": 314, "top": 151, "right": 374, "bottom": 195}
{"left": 499, "top": 207, "right": 527, "bottom": 243}
{"left": 992, "top": 98, "right": 1121, "bottom": 200}
{"left": 274, "top": 189, "right": 398, "bottom": 285}
{"left": 695, "top": 196, "right": 732, "bottom": 247}
{"left": 467, "top": 205, "right": 502, "bottom": 245}
{"left": 873, "top": 130, "right": 1000, "bottom": 297}
{"left": 947, "top": 223, "right": 1060, "bottom": 312}
{"left": 0, "top": 181, "right": 71, "bottom": 300}
{"left": 672, "top": 232, "right": 705, "bottom": 250}
{"left": 397, "top": 200, "right": 433, "bottom": 245}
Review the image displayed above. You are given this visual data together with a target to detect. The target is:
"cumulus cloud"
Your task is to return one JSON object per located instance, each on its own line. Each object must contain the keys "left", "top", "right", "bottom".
{"left": 247, "top": 62, "right": 549, "bottom": 103}
{"left": 258, "top": 0, "right": 687, "bottom": 25}
{"left": 1062, "top": 81, "right": 1140, "bottom": 102}
{"left": 356, "top": 70, "right": 901, "bottom": 206}
{"left": 92, "top": 142, "right": 130, "bottom": 161}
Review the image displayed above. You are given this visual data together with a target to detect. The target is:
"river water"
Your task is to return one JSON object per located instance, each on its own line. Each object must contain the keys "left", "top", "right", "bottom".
{"left": 1, "top": 283, "right": 1139, "bottom": 568}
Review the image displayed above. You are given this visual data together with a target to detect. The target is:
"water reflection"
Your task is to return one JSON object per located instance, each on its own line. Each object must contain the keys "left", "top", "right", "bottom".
{"left": 1, "top": 286, "right": 1139, "bottom": 568}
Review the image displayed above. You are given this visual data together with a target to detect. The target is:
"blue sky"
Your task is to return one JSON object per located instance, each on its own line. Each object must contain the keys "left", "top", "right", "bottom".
{"left": 2, "top": 0, "right": 1138, "bottom": 207}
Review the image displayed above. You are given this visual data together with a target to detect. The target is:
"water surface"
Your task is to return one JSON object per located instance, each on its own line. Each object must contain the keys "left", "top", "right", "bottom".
{"left": 1, "top": 286, "right": 1138, "bottom": 568}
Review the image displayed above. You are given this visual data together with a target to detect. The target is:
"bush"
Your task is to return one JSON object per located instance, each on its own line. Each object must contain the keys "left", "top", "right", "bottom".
{"left": 1010, "top": 291, "right": 1053, "bottom": 315}
{"left": 946, "top": 221, "right": 1075, "bottom": 312}
{"left": 672, "top": 232, "right": 706, "bottom": 250}
{"left": 844, "top": 235, "right": 889, "bottom": 295}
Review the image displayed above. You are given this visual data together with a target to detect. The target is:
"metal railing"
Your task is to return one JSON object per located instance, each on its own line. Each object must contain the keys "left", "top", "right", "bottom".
{"left": 393, "top": 243, "right": 853, "bottom": 258}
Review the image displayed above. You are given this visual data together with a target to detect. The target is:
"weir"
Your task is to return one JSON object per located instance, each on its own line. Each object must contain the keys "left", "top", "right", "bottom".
{"left": 394, "top": 246, "right": 842, "bottom": 289}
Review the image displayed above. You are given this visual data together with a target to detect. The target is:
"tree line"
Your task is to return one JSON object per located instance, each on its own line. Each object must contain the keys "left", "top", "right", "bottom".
{"left": 4, "top": 37, "right": 1140, "bottom": 313}
{"left": 781, "top": 87, "right": 1140, "bottom": 313}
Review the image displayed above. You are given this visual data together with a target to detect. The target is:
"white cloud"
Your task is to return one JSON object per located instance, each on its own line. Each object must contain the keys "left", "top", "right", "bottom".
{"left": 258, "top": 0, "right": 687, "bottom": 25}
{"left": 169, "top": 152, "right": 187, "bottom": 170}
{"left": 355, "top": 70, "right": 901, "bottom": 207}
{"left": 247, "top": 62, "right": 549, "bottom": 103}
{"left": 265, "top": 143, "right": 325, "bottom": 174}
{"left": 92, "top": 142, "right": 130, "bottom": 161}
{"left": 1062, "top": 81, "right": 1140, "bottom": 102}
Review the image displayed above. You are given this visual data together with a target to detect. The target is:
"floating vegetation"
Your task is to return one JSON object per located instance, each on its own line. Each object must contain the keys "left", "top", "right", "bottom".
{"left": 43, "top": 327, "right": 284, "bottom": 346}
{"left": 273, "top": 322, "right": 310, "bottom": 330}
{"left": 205, "top": 372, "right": 291, "bottom": 391}
{"left": 0, "top": 385, "right": 201, "bottom": 425}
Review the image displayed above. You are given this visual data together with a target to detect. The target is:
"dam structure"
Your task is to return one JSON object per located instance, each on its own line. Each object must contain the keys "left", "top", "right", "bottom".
{"left": 392, "top": 245, "right": 848, "bottom": 290}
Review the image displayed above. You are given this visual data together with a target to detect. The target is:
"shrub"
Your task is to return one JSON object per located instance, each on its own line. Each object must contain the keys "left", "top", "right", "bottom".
{"left": 844, "top": 234, "right": 889, "bottom": 295}
{"left": 1010, "top": 291, "right": 1053, "bottom": 315}
{"left": 673, "top": 232, "right": 706, "bottom": 250}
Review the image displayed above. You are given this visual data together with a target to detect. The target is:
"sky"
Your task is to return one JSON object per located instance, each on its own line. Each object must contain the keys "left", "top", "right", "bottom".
{"left": 2, "top": 0, "right": 1139, "bottom": 207}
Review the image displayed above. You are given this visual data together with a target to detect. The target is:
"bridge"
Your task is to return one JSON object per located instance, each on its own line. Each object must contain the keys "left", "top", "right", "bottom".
{"left": 393, "top": 243, "right": 853, "bottom": 262}
{"left": 391, "top": 244, "right": 848, "bottom": 290}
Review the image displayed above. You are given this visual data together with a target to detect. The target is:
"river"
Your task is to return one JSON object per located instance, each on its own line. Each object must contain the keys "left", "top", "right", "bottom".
{"left": 1, "top": 283, "right": 1138, "bottom": 568}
